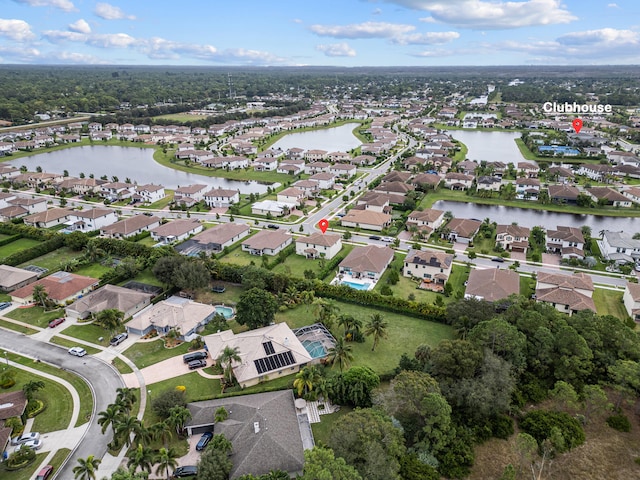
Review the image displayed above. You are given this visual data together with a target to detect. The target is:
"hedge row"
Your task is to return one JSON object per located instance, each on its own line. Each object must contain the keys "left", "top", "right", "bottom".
{"left": 2, "top": 236, "right": 65, "bottom": 266}
{"left": 0, "top": 233, "right": 22, "bottom": 247}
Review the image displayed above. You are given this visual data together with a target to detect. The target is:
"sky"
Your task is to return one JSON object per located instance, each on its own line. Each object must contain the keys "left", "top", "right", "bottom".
{"left": 0, "top": 0, "right": 639, "bottom": 66}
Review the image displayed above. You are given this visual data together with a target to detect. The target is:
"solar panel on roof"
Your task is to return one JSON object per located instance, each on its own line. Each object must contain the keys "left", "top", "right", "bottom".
{"left": 254, "top": 350, "right": 296, "bottom": 375}
{"left": 263, "top": 341, "right": 275, "bottom": 356}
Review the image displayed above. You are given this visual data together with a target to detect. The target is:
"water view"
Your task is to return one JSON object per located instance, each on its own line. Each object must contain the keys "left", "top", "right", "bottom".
{"left": 450, "top": 130, "right": 527, "bottom": 165}
{"left": 433, "top": 200, "right": 639, "bottom": 232}
{"left": 271, "top": 123, "right": 362, "bottom": 152}
{"left": 7, "top": 145, "right": 270, "bottom": 194}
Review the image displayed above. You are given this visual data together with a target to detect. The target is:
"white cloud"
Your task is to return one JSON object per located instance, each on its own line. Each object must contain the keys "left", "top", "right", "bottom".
{"left": 42, "top": 29, "right": 86, "bottom": 42}
{"left": 0, "top": 44, "right": 40, "bottom": 62}
{"left": 310, "top": 21, "right": 415, "bottom": 39}
{"left": 0, "top": 18, "right": 35, "bottom": 41}
{"left": 14, "top": 0, "right": 75, "bottom": 12}
{"left": 372, "top": 8, "right": 382, "bottom": 15}
{"left": 419, "top": 17, "right": 437, "bottom": 23}
{"left": 316, "top": 42, "right": 357, "bottom": 57}
{"left": 88, "top": 33, "right": 137, "bottom": 48}
{"left": 94, "top": 2, "right": 136, "bottom": 20}
{"left": 68, "top": 19, "right": 91, "bottom": 34}
{"left": 392, "top": 31, "right": 460, "bottom": 45}
{"left": 49, "top": 51, "right": 106, "bottom": 64}
{"left": 608, "top": 3, "right": 619, "bottom": 7}
{"left": 386, "top": 0, "right": 577, "bottom": 29}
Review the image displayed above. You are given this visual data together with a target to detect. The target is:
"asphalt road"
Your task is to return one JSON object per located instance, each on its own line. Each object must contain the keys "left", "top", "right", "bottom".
{"left": 0, "top": 330, "right": 125, "bottom": 479}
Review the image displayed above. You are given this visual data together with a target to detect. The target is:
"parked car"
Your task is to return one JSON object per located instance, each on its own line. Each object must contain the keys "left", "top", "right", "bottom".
{"left": 110, "top": 332, "right": 128, "bottom": 346}
{"left": 183, "top": 351, "right": 207, "bottom": 363}
{"left": 369, "top": 235, "right": 381, "bottom": 241}
{"left": 68, "top": 346, "right": 87, "bottom": 357}
{"left": 11, "top": 432, "right": 40, "bottom": 445}
{"left": 172, "top": 465, "right": 198, "bottom": 478}
{"left": 0, "top": 301, "right": 11, "bottom": 310}
{"left": 381, "top": 237, "right": 394, "bottom": 243}
{"left": 195, "top": 432, "right": 213, "bottom": 451}
{"left": 491, "top": 257, "right": 505, "bottom": 263}
{"left": 48, "top": 317, "right": 65, "bottom": 328}
{"left": 211, "top": 285, "right": 226, "bottom": 293}
{"left": 188, "top": 359, "right": 207, "bottom": 370}
{"left": 13, "top": 439, "right": 42, "bottom": 452}
{"left": 35, "top": 465, "right": 53, "bottom": 480}
{"left": 266, "top": 224, "right": 279, "bottom": 229}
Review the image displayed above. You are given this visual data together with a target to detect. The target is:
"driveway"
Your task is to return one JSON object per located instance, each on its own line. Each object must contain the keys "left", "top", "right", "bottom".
{"left": 121, "top": 355, "right": 212, "bottom": 387}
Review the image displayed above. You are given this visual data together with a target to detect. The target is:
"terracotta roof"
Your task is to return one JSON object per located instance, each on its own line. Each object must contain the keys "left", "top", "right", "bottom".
{"left": 11, "top": 271, "right": 98, "bottom": 301}
{"left": 537, "top": 272, "right": 594, "bottom": 291}
{"left": 408, "top": 209, "right": 444, "bottom": 223}
{"left": 497, "top": 224, "right": 531, "bottom": 238}
{"left": 587, "top": 187, "right": 629, "bottom": 202}
{"left": 70, "top": 208, "right": 115, "bottom": 220}
{"left": 174, "top": 184, "right": 208, "bottom": 195}
{"left": 447, "top": 218, "right": 481, "bottom": 239}
{"left": 23, "top": 207, "right": 72, "bottom": 224}
{"left": 405, "top": 248, "right": 453, "bottom": 269}
{"left": 548, "top": 184, "right": 580, "bottom": 199}
{"left": 547, "top": 226, "right": 584, "bottom": 244}
{"left": 204, "top": 187, "right": 239, "bottom": 198}
{"left": 339, "top": 245, "right": 394, "bottom": 274}
{"left": 465, "top": 268, "right": 520, "bottom": 302}
{"left": 0, "top": 390, "right": 27, "bottom": 420}
{"left": 66, "top": 284, "right": 153, "bottom": 317}
{"left": 536, "top": 287, "right": 596, "bottom": 312}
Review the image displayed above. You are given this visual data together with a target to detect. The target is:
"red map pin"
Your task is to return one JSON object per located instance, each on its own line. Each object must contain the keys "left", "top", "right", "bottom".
{"left": 318, "top": 219, "right": 329, "bottom": 234}
{"left": 572, "top": 118, "right": 583, "bottom": 134}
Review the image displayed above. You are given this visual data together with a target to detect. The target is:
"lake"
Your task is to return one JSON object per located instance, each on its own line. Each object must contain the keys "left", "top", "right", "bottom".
{"left": 450, "top": 130, "right": 527, "bottom": 165}
{"left": 7, "top": 146, "right": 269, "bottom": 193}
{"left": 433, "top": 200, "right": 640, "bottom": 232}
{"left": 271, "top": 123, "right": 362, "bottom": 152}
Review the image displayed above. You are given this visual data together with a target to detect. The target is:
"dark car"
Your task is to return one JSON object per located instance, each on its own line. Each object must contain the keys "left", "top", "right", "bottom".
{"left": 211, "top": 285, "right": 226, "bottom": 293}
{"left": 172, "top": 465, "right": 198, "bottom": 478}
{"left": 266, "top": 224, "right": 279, "bottom": 229}
{"left": 48, "top": 317, "right": 65, "bottom": 328}
{"left": 188, "top": 359, "right": 207, "bottom": 370}
{"left": 183, "top": 351, "right": 208, "bottom": 363}
{"left": 35, "top": 465, "right": 53, "bottom": 480}
{"left": 369, "top": 235, "right": 381, "bottom": 241}
{"left": 491, "top": 257, "right": 505, "bottom": 263}
{"left": 110, "top": 332, "right": 128, "bottom": 346}
{"left": 195, "top": 432, "right": 213, "bottom": 451}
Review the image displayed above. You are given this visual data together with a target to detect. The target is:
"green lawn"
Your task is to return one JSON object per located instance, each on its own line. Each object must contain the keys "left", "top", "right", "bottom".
{"left": 74, "top": 262, "right": 113, "bottom": 278}
{"left": 520, "top": 275, "right": 535, "bottom": 298}
{"left": 593, "top": 288, "right": 629, "bottom": 320}
{"left": 60, "top": 323, "right": 112, "bottom": 347}
{"left": 1, "top": 368, "right": 72, "bottom": 432}
{"left": 0, "top": 318, "right": 38, "bottom": 335}
{"left": 310, "top": 406, "right": 354, "bottom": 447}
{"left": 276, "top": 301, "right": 454, "bottom": 376}
{"left": 5, "top": 306, "right": 65, "bottom": 328}
{"left": 44, "top": 448, "right": 72, "bottom": 479}
{"left": 218, "top": 248, "right": 263, "bottom": 267}
{"left": 0, "top": 238, "right": 41, "bottom": 259}
{"left": 111, "top": 356, "right": 134, "bottom": 374}
{"left": 0, "top": 293, "right": 11, "bottom": 302}
{"left": 193, "top": 283, "right": 245, "bottom": 306}
{"left": 123, "top": 339, "right": 191, "bottom": 368}
{"left": 49, "top": 336, "right": 101, "bottom": 355}
{"left": 125, "top": 268, "right": 164, "bottom": 287}
{"left": 272, "top": 245, "right": 355, "bottom": 280}
{"left": 0, "top": 452, "right": 47, "bottom": 480}
{"left": 18, "top": 246, "right": 81, "bottom": 272}
{"left": 5, "top": 352, "right": 94, "bottom": 427}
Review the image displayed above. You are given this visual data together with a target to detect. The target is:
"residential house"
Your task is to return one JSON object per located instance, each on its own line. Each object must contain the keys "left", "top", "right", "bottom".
{"left": 66, "top": 208, "right": 118, "bottom": 232}
{"left": 586, "top": 187, "right": 632, "bottom": 207}
{"left": 101, "top": 181, "right": 135, "bottom": 201}
{"left": 548, "top": 184, "right": 580, "bottom": 204}
{"left": 517, "top": 162, "right": 539, "bottom": 177}
{"left": 383, "top": 171, "right": 412, "bottom": 183}
{"left": 0, "top": 390, "right": 28, "bottom": 457}
{"left": 292, "top": 180, "right": 320, "bottom": 197}
{"left": 445, "top": 218, "right": 482, "bottom": 244}
{"left": 304, "top": 150, "right": 328, "bottom": 162}
{"left": 174, "top": 184, "right": 208, "bottom": 203}
{"left": 355, "top": 192, "right": 392, "bottom": 213}
{"left": 23, "top": 207, "right": 71, "bottom": 228}
{"left": 411, "top": 173, "right": 441, "bottom": 190}
{"left": 328, "top": 151, "right": 351, "bottom": 163}
{"left": 476, "top": 176, "right": 501, "bottom": 192}
{"left": 295, "top": 232, "right": 342, "bottom": 260}
{"left": 251, "top": 200, "right": 289, "bottom": 217}
{"left": 535, "top": 272, "right": 596, "bottom": 315}
{"left": 203, "top": 188, "right": 240, "bottom": 208}
{"left": 308, "top": 172, "right": 336, "bottom": 190}
{"left": 101, "top": 215, "right": 161, "bottom": 239}
{"left": 242, "top": 229, "right": 293, "bottom": 256}
{"left": 339, "top": 245, "right": 394, "bottom": 281}
{"left": 150, "top": 219, "right": 203, "bottom": 244}
{"left": 253, "top": 157, "right": 278, "bottom": 171}
{"left": 175, "top": 223, "right": 251, "bottom": 256}
{"left": 351, "top": 154, "right": 376, "bottom": 166}
{"left": 406, "top": 209, "right": 445, "bottom": 236}
{"left": 10, "top": 271, "right": 98, "bottom": 306}
{"left": 7, "top": 196, "right": 47, "bottom": 215}
{"left": 329, "top": 163, "right": 357, "bottom": 178}
{"left": 547, "top": 166, "right": 575, "bottom": 183}
{"left": 136, "top": 184, "right": 166, "bottom": 204}
{"left": 495, "top": 224, "right": 530, "bottom": 253}
{"left": 340, "top": 209, "right": 392, "bottom": 231}
{"left": 576, "top": 164, "right": 612, "bottom": 182}
{"left": 465, "top": 268, "right": 520, "bottom": 302}
{"left": 277, "top": 187, "right": 305, "bottom": 206}
{"left": 546, "top": 226, "right": 585, "bottom": 259}
{"left": 515, "top": 178, "right": 541, "bottom": 200}
{"left": 623, "top": 187, "right": 640, "bottom": 204}
{"left": 623, "top": 282, "right": 640, "bottom": 321}
{"left": 403, "top": 248, "right": 453, "bottom": 285}
{"left": 305, "top": 161, "right": 330, "bottom": 174}
{"left": 374, "top": 181, "right": 415, "bottom": 196}
{"left": 444, "top": 172, "right": 474, "bottom": 190}
{"left": 0, "top": 265, "right": 39, "bottom": 292}
{"left": 457, "top": 160, "right": 478, "bottom": 175}
{"left": 600, "top": 230, "right": 640, "bottom": 264}
{"left": 125, "top": 296, "right": 216, "bottom": 341}
{"left": 65, "top": 284, "right": 153, "bottom": 320}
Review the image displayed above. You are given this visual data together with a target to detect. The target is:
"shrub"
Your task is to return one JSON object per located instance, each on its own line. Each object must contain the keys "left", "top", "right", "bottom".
{"left": 606, "top": 414, "right": 631, "bottom": 432}
{"left": 519, "top": 410, "right": 585, "bottom": 453}
{"left": 151, "top": 388, "right": 187, "bottom": 419}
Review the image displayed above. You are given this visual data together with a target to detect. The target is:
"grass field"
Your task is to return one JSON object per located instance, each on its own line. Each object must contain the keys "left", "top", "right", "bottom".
{"left": 271, "top": 245, "right": 355, "bottom": 280}
{"left": 123, "top": 338, "right": 191, "bottom": 368}
{"left": 0, "top": 318, "right": 38, "bottom": 334}
{"left": 276, "top": 301, "right": 454, "bottom": 376}
{"left": 0, "top": 238, "right": 41, "bottom": 259}
{"left": 519, "top": 275, "right": 535, "bottom": 298}
{"left": 5, "top": 306, "right": 65, "bottom": 329}
{"left": 111, "top": 356, "right": 134, "bottom": 374}
{"left": 61, "top": 323, "right": 112, "bottom": 347}
{"left": 125, "top": 268, "right": 164, "bottom": 287}
{"left": 310, "top": 405, "right": 354, "bottom": 447}
{"left": 49, "top": 336, "right": 101, "bottom": 355}
{"left": 74, "top": 262, "right": 113, "bottom": 278}
{"left": 18, "top": 247, "right": 81, "bottom": 272}
{"left": 0, "top": 452, "right": 47, "bottom": 480}
{"left": 593, "top": 288, "right": 629, "bottom": 320}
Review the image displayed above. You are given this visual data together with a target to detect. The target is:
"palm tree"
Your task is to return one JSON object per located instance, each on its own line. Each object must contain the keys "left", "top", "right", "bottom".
{"left": 115, "top": 387, "right": 137, "bottom": 414}
{"left": 126, "top": 443, "right": 154, "bottom": 474}
{"left": 214, "top": 406, "right": 228, "bottom": 423}
{"left": 326, "top": 337, "right": 354, "bottom": 372}
{"left": 98, "top": 404, "right": 123, "bottom": 435}
{"left": 73, "top": 455, "right": 101, "bottom": 480}
{"left": 315, "top": 377, "right": 331, "bottom": 403}
{"left": 312, "top": 298, "right": 339, "bottom": 328}
{"left": 149, "top": 421, "right": 173, "bottom": 447}
{"left": 83, "top": 240, "right": 105, "bottom": 262}
{"left": 293, "top": 365, "right": 321, "bottom": 397}
{"left": 94, "top": 309, "right": 125, "bottom": 336}
{"left": 22, "top": 380, "right": 45, "bottom": 402}
{"left": 32, "top": 284, "right": 49, "bottom": 309}
{"left": 299, "top": 290, "right": 315, "bottom": 311}
{"left": 131, "top": 420, "right": 151, "bottom": 447}
{"left": 167, "top": 406, "right": 191, "bottom": 436}
{"left": 154, "top": 447, "right": 179, "bottom": 480}
{"left": 114, "top": 415, "right": 140, "bottom": 448}
{"left": 217, "top": 346, "right": 241, "bottom": 387}
{"left": 364, "top": 313, "right": 389, "bottom": 352}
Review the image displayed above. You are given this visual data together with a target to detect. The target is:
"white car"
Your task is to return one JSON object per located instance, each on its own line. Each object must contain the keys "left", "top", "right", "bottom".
{"left": 11, "top": 432, "right": 40, "bottom": 445}
{"left": 13, "top": 439, "right": 42, "bottom": 452}
{"left": 68, "top": 346, "right": 87, "bottom": 357}
{"left": 381, "top": 237, "right": 394, "bottom": 243}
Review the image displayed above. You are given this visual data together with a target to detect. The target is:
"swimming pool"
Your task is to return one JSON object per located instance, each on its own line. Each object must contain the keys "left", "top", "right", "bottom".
{"left": 341, "top": 280, "right": 372, "bottom": 291}
{"left": 302, "top": 340, "right": 327, "bottom": 359}
{"left": 538, "top": 145, "right": 580, "bottom": 155}
{"left": 214, "top": 305, "right": 235, "bottom": 319}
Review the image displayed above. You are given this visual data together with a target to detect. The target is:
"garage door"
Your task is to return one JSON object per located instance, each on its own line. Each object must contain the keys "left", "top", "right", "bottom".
{"left": 189, "top": 425, "right": 214, "bottom": 436}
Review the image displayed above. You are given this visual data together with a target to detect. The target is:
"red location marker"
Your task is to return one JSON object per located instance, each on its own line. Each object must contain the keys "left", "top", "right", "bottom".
{"left": 318, "top": 219, "right": 329, "bottom": 234}
{"left": 572, "top": 118, "right": 583, "bottom": 134}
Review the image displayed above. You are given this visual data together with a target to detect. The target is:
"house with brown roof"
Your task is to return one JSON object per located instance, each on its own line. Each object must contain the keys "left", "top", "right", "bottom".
{"left": 0, "top": 390, "right": 27, "bottom": 456}
{"left": 445, "top": 218, "right": 482, "bottom": 244}
{"left": 411, "top": 173, "right": 441, "bottom": 190}
{"left": 242, "top": 230, "right": 293, "bottom": 256}
{"left": 517, "top": 162, "right": 539, "bottom": 178}
{"left": 535, "top": 272, "right": 595, "bottom": 316}
{"left": 548, "top": 184, "right": 580, "bottom": 204}
{"left": 277, "top": 187, "right": 305, "bottom": 206}
{"left": 546, "top": 226, "right": 585, "bottom": 259}
{"left": 295, "top": 232, "right": 342, "bottom": 260}
{"left": 101, "top": 214, "right": 161, "bottom": 239}
{"left": 10, "top": 271, "right": 98, "bottom": 306}
{"left": 174, "top": 184, "right": 209, "bottom": 203}
{"left": 0, "top": 265, "right": 39, "bottom": 292}
{"left": 374, "top": 181, "right": 415, "bottom": 196}
{"left": 495, "top": 224, "right": 530, "bottom": 253}
{"left": 406, "top": 209, "right": 445, "bottom": 235}
{"left": 176, "top": 223, "right": 251, "bottom": 256}
{"left": 309, "top": 172, "right": 336, "bottom": 190}
{"left": 65, "top": 284, "right": 153, "bottom": 320}
{"left": 338, "top": 245, "right": 394, "bottom": 282}
{"left": 465, "top": 268, "right": 520, "bottom": 302}
{"left": 23, "top": 207, "right": 72, "bottom": 228}
{"left": 150, "top": 219, "right": 203, "bottom": 244}
{"left": 7, "top": 196, "right": 47, "bottom": 215}
{"left": 586, "top": 187, "right": 632, "bottom": 207}
{"left": 444, "top": 172, "right": 474, "bottom": 190}
{"left": 305, "top": 161, "right": 330, "bottom": 174}
{"left": 329, "top": 164, "right": 357, "bottom": 178}
{"left": 403, "top": 248, "right": 453, "bottom": 285}
{"left": 382, "top": 171, "right": 412, "bottom": 183}
{"left": 340, "top": 209, "right": 392, "bottom": 232}
{"left": 623, "top": 282, "right": 640, "bottom": 321}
